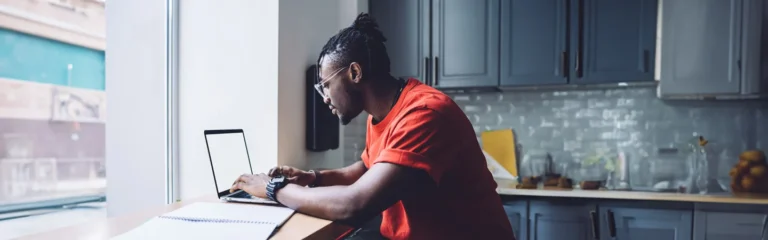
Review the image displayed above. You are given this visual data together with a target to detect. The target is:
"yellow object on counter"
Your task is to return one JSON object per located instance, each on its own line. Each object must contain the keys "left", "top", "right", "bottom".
{"left": 481, "top": 128, "right": 518, "bottom": 177}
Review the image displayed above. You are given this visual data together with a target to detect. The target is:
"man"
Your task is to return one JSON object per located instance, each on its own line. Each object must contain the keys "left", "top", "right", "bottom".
{"left": 230, "top": 13, "right": 515, "bottom": 240}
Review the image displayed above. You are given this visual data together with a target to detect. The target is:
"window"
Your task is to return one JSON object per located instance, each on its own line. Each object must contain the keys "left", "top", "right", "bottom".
{"left": 0, "top": 0, "right": 107, "bottom": 238}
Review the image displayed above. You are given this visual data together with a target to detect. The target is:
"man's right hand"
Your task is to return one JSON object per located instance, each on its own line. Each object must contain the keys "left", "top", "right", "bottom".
{"left": 268, "top": 166, "right": 317, "bottom": 187}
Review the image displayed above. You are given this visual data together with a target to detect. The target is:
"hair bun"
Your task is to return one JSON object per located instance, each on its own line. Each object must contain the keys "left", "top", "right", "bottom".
{"left": 351, "top": 13, "right": 386, "bottom": 43}
{"left": 352, "top": 13, "right": 377, "bottom": 30}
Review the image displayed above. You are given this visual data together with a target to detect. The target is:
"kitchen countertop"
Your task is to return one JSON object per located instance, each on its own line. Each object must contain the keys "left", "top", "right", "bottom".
{"left": 494, "top": 178, "right": 768, "bottom": 205}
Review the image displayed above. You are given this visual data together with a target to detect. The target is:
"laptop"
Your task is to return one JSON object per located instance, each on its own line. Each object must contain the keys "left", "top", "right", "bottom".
{"left": 204, "top": 129, "right": 278, "bottom": 205}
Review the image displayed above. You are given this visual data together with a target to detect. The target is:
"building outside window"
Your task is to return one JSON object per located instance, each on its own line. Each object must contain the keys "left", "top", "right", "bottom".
{"left": 0, "top": 0, "right": 106, "bottom": 238}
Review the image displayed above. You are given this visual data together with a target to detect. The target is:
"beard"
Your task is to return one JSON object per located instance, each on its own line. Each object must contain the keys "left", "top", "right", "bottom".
{"left": 336, "top": 87, "right": 363, "bottom": 126}
{"left": 340, "top": 115, "right": 353, "bottom": 125}
{"left": 339, "top": 108, "right": 362, "bottom": 125}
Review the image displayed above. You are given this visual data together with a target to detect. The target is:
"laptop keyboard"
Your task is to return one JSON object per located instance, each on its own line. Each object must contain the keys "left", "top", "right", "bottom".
{"left": 231, "top": 191, "right": 252, "bottom": 198}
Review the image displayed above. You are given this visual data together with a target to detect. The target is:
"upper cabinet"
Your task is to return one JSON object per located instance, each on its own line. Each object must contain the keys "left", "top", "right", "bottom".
{"left": 432, "top": 0, "right": 500, "bottom": 88}
{"left": 574, "top": 0, "right": 658, "bottom": 84}
{"left": 371, "top": 0, "right": 660, "bottom": 89}
{"left": 499, "top": 0, "right": 568, "bottom": 86}
{"left": 368, "top": 0, "right": 430, "bottom": 84}
{"left": 657, "top": 0, "right": 766, "bottom": 98}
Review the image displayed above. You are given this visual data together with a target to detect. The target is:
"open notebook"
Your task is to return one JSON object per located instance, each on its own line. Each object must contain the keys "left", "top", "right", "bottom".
{"left": 112, "top": 202, "right": 295, "bottom": 240}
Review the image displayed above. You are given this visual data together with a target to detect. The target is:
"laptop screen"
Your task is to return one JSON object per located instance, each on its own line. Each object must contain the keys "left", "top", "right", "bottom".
{"left": 205, "top": 131, "right": 253, "bottom": 195}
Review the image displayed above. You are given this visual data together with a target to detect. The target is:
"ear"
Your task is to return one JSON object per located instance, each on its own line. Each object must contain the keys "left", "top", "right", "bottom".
{"left": 349, "top": 62, "right": 363, "bottom": 83}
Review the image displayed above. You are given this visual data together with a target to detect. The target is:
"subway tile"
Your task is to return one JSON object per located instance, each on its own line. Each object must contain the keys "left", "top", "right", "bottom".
{"left": 342, "top": 86, "right": 763, "bottom": 162}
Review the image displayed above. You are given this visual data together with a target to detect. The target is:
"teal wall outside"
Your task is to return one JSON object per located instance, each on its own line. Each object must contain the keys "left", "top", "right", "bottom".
{"left": 0, "top": 28, "right": 105, "bottom": 90}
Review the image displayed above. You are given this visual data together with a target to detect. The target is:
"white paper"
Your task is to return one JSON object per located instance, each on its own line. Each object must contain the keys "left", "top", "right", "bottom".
{"left": 483, "top": 150, "right": 517, "bottom": 180}
{"left": 111, "top": 217, "right": 276, "bottom": 240}
{"left": 162, "top": 202, "right": 295, "bottom": 226}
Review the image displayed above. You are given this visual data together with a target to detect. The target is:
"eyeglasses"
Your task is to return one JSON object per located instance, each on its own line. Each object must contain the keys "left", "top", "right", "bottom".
{"left": 314, "top": 66, "right": 347, "bottom": 98}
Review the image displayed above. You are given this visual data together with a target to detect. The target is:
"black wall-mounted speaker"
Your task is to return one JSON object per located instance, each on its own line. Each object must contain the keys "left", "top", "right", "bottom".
{"left": 305, "top": 64, "right": 339, "bottom": 152}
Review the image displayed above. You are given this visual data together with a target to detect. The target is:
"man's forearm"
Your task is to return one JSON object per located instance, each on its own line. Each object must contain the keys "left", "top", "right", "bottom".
{"left": 275, "top": 184, "right": 367, "bottom": 223}
{"left": 315, "top": 161, "right": 366, "bottom": 186}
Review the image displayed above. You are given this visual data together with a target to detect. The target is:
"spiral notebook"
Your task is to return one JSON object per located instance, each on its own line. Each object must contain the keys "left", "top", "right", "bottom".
{"left": 111, "top": 202, "right": 295, "bottom": 240}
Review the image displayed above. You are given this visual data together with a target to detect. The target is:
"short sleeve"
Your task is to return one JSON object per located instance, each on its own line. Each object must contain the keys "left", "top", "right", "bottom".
{"left": 372, "top": 108, "right": 455, "bottom": 184}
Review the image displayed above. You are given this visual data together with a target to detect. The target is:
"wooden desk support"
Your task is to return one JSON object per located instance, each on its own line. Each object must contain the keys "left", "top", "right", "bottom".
{"left": 19, "top": 196, "right": 353, "bottom": 240}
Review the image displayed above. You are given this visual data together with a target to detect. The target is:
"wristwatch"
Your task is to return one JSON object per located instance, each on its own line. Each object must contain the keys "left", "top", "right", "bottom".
{"left": 308, "top": 170, "right": 321, "bottom": 188}
{"left": 266, "top": 175, "right": 288, "bottom": 204}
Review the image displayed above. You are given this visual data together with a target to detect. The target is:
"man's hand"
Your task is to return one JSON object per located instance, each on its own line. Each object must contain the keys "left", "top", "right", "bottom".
{"left": 230, "top": 173, "right": 270, "bottom": 198}
{"left": 268, "top": 166, "right": 316, "bottom": 186}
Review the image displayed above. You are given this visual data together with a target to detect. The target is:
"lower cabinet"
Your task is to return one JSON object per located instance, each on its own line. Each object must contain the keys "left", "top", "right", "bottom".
{"left": 693, "top": 203, "right": 768, "bottom": 240}
{"left": 599, "top": 206, "right": 693, "bottom": 240}
{"left": 503, "top": 200, "right": 528, "bottom": 240}
{"left": 502, "top": 199, "right": 768, "bottom": 240}
{"left": 529, "top": 200, "right": 597, "bottom": 240}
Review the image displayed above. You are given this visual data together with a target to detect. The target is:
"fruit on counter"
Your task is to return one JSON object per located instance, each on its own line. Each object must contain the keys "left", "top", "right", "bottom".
{"left": 730, "top": 150, "right": 768, "bottom": 193}
{"left": 740, "top": 175, "right": 756, "bottom": 191}
{"left": 750, "top": 165, "right": 766, "bottom": 177}
{"left": 740, "top": 150, "right": 766, "bottom": 164}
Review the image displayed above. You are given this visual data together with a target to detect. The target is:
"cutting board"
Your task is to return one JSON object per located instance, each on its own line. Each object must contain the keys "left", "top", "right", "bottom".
{"left": 481, "top": 129, "right": 518, "bottom": 177}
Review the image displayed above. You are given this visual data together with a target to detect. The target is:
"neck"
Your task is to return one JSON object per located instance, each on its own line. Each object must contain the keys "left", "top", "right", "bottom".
{"left": 363, "top": 76, "right": 402, "bottom": 122}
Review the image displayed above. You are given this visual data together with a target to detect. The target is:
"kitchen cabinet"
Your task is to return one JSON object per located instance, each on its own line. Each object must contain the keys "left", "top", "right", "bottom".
{"left": 503, "top": 200, "right": 528, "bottom": 240}
{"left": 572, "top": 0, "right": 658, "bottom": 84}
{"left": 499, "top": 0, "right": 658, "bottom": 87}
{"left": 529, "top": 200, "right": 596, "bottom": 240}
{"left": 371, "top": 0, "right": 658, "bottom": 89}
{"left": 657, "top": 0, "right": 742, "bottom": 95}
{"left": 370, "top": 0, "right": 499, "bottom": 88}
{"left": 431, "top": 0, "right": 500, "bottom": 88}
{"left": 368, "top": 0, "right": 430, "bottom": 84}
{"left": 693, "top": 203, "right": 768, "bottom": 240}
{"left": 657, "top": 0, "right": 766, "bottom": 98}
{"left": 499, "top": 0, "right": 568, "bottom": 86}
{"left": 599, "top": 206, "right": 693, "bottom": 240}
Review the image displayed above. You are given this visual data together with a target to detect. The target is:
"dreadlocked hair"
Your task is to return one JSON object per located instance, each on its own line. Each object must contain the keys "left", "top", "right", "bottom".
{"left": 317, "top": 13, "right": 390, "bottom": 79}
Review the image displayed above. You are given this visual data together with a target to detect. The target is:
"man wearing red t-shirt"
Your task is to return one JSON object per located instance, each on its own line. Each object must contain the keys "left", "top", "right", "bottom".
{"left": 229, "top": 13, "right": 515, "bottom": 240}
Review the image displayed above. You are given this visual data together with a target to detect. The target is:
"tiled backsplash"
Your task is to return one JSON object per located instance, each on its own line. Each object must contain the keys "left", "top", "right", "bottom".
{"left": 343, "top": 85, "right": 768, "bottom": 171}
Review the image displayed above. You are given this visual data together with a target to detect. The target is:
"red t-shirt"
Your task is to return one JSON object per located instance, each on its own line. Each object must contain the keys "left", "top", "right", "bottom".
{"left": 361, "top": 78, "right": 516, "bottom": 240}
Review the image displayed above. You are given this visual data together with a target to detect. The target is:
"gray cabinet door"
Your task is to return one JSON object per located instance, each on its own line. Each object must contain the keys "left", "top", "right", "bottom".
{"left": 529, "top": 201, "right": 595, "bottom": 240}
{"left": 500, "top": 0, "right": 568, "bottom": 86}
{"left": 369, "top": 0, "right": 430, "bottom": 83}
{"left": 658, "top": 0, "right": 742, "bottom": 95}
{"left": 694, "top": 211, "right": 767, "bottom": 240}
{"left": 600, "top": 207, "right": 693, "bottom": 240}
{"left": 431, "top": 0, "right": 500, "bottom": 88}
{"left": 503, "top": 200, "right": 528, "bottom": 240}
{"left": 572, "top": 0, "right": 658, "bottom": 84}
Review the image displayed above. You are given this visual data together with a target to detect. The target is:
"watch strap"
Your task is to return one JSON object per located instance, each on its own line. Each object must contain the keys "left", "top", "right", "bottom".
{"left": 266, "top": 182, "right": 277, "bottom": 203}
{"left": 266, "top": 178, "right": 287, "bottom": 204}
{"left": 308, "top": 170, "right": 321, "bottom": 188}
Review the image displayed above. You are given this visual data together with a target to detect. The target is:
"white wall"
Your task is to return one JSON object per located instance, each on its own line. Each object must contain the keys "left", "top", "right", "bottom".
{"left": 178, "top": 0, "right": 280, "bottom": 200}
{"left": 105, "top": 0, "right": 168, "bottom": 217}
{"left": 278, "top": 0, "right": 367, "bottom": 171}
{"left": 177, "top": 0, "right": 368, "bottom": 200}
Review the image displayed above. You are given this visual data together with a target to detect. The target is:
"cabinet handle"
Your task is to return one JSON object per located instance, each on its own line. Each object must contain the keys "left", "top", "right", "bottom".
{"left": 642, "top": 50, "right": 650, "bottom": 73}
{"left": 433, "top": 56, "right": 439, "bottom": 86}
{"left": 590, "top": 210, "right": 599, "bottom": 240}
{"left": 560, "top": 51, "right": 568, "bottom": 77}
{"left": 761, "top": 215, "right": 767, "bottom": 240}
{"left": 607, "top": 209, "right": 617, "bottom": 237}
{"left": 575, "top": 0, "right": 584, "bottom": 78}
{"left": 424, "top": 57, "right": 431, "bottom": 85}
